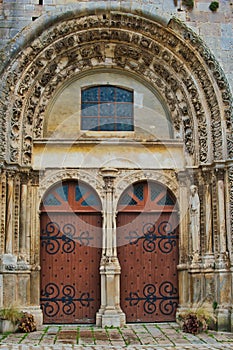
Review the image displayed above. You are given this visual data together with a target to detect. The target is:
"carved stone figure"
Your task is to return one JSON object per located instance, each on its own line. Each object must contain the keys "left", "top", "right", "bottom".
{"left": 189, "top": 185, "right": 200, "bottom": 255}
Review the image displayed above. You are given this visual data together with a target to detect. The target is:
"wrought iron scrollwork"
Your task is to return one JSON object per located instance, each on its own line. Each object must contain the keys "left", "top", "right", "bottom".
{"left": 126, "top": 220, "right": 178, "bottom": 253}
{"left": 41, "top": 222, "right": 75, "bottom": 254}
{"left": 40, "top": 283, "right": 94, "bottom": 318}
{"left": 40, "top": 283, "right": 60, "bottom": 317}
{"left": 41, "top": 221, "right": 93, "bottom": 254}
{"left": 125, "top": 282, "right": 178, "bottom": 316}
{"left": 76, "top": 230, "right": 94, "bottom": 246}
{"left": 159, "top": 281, "right": 178, "bottom": 315}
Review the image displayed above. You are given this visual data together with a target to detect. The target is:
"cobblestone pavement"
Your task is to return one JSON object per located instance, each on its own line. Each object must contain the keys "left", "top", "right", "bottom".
{"left": 0, "top": 323, "right": 233, "bottom": 349}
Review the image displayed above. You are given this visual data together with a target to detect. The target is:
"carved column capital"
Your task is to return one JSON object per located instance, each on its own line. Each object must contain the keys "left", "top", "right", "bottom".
{"left": 177, "top": 170, "right": 190, "bottom": 187}
{"left": 215, "top": 163, "right": 226, "bottom": 181}
{"left": 201, "top": 166, "right": 213, "bottom": 184}
{"left": 100, "top": 168, "right": 119, "bottom": 192}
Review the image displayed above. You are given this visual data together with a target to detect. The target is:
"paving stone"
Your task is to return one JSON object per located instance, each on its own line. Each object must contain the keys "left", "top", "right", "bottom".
{"left": 1, "top": 323, "right": 233, "bottom": 349}
{"left": 119, "top": 329, "right": 140, "bottom": 345}
{"left": 107, "top": 330, "right": 123, "bottom": 341}
{"left": 138, "top": 335, "right": 157, "bottom": 345}
{"left": 110, "top": 341, "right": 126, "bottom": 346}
{"left": 57, "top": 330, "right": 78, "bottom": 340}
{"left": 93, "top": 331, "right": 109, "bottom": 341}
{"left": 56, "top": 339, "right": 77, "bottom": 344}
{"left": 47, "top": 327, "right": 60, "bottom": 334}
{"left": 144, "top": 326, "right": 163, "bottom": 337}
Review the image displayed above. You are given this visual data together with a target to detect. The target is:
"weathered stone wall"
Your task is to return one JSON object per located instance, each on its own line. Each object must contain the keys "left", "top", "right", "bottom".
{"left": 0, "top": 0, "right": 232, "bottom": 91}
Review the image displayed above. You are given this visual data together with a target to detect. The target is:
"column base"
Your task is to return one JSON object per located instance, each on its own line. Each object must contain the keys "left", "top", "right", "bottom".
{"left": 0, "top": 254, "right": 17, "bottom": 271}
{"left": 97, "top": 257, "right": 126, "bottom": 327}
{"left": 96, "top": 308, "right": 126, "bottom": 327}
{"left": 216, "top": 305, "right": 231, "bottom": 332}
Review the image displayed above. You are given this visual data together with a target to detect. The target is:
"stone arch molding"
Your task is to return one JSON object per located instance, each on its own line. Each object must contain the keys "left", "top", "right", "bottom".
{"left": 114, "top": 169, "right": 178, "bottom": 212}
{"left": 0, "top": 4, "right": 232, "bottom": 166}
{"left": 38, "top": 169, "right": 104, "bottom": 209}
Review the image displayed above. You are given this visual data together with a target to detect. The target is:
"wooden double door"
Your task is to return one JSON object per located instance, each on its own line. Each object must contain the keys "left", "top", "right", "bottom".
{"left": 40, "top": 181, "right": 102, "bottom": 324}
{"left": 40, "top": 180, "right": 179, "bottom": 324}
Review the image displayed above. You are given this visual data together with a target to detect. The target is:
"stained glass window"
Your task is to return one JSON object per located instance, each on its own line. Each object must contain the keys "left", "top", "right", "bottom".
{"left": 41, "top": 181, "right": 102, "bottom": 211}
{"left": 43, "top": 184, "right": 68, "bottom": 206}
{"left": 81, "top": 85, "right": 134, "bottom": 131}
{"left": 118, "top": 181, "right": 176, "bottom": 212}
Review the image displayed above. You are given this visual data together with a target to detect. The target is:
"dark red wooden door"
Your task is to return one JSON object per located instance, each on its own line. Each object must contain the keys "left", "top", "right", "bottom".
{"left": 40, "top": 181, "right": 102, "bottom": 324}
{"left": 117, "top": 181, "right": 179, "bottom": 323}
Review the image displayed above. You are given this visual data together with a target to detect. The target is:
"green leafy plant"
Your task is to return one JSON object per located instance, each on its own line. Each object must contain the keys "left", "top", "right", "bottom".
{"left": 212, "top": 301, "right": 218, "bottom": 310}
{"left": 0, "top": 306, "right": 22, "bottom": 324}
{"left": 17, "top": 312, "right": 37, "bottom": 333}
{"left": 209, "top": 1, "right": 219, "bottom": 11}
{"left": 177, "top": 308, "right": 216, "bottom": 335}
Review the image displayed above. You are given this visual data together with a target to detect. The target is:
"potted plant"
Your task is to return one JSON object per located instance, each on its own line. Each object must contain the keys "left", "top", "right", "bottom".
{"left": 177, "top": 307, "right": 216, "bottom": 335}
{"left": 0, "top": 306, "right": 22, "bottom": 333}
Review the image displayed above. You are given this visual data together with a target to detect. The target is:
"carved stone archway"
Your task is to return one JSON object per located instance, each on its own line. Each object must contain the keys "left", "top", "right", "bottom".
{"left": 0, "top": 5, "right": 232, "bottom": 166}
{"left": 38, "top": 169, "right": 104, "bottom": 209}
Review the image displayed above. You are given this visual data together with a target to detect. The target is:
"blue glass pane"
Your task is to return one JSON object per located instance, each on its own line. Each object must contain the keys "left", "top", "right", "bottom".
{"left": 56, "top": 185, "right": 68, "bottom": 201}
{"left": 81, "top": 193, "right": 99, "bottom": 207}
{"left": 100, "top": 103, "right": 115, "bottom": 116}
{"left": 120, "top": 193, "right": 137, "bottom": 206}
{"left": 81, "top": 103, "right": 98, "bottom": 116}
{"left": 158, "top": 193, "right": 174, "bottom": 205}
{"left": 100, "top": 86, "right": 115, "bottom": 102}
{"left": 116, "top": 123, "right": 133, "bottom": 131}
{"left": 44, "top": 194, "right": 61, "bottom": 206}
{"left": 116, "top": 117, "right": 133, "bottom": 124}
{"left": 75, "top": 184, "right": 86, "bottom": 202}
{"left": 134, "top": 183, "right": 144, "bottom": 201}
{"left": 100, "top": 117, "right": 115, "bottom": 125}
{"left": 82, "top": 87, "right": 98, "bottom": 102}
{"left": 75, "top": 186, "right": 82, "bottom": 202}
{"left": 116, "top": 88, "right": 133, "bottom": 102}
{"left": 81, "top": 117, "right": 99, "bottom": 130}
{"left": 99, "top": 117, "right": 115, "bottom": 131}
{"left": 100, "top": 123, "right": 116, "bottom": 131}
{"left": 116, "top": 103, "right": 132, "bottom": 117}
{"left": 150, "top": 184, "right": 163, "bottom": 201}
{"left": 116, "top": 117, "right": 133, "bottom": 131}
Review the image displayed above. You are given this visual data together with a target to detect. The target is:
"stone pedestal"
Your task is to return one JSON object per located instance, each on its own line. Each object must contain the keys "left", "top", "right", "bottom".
{"left": 217, "top": 306, "right": 231, "bottom": 332}
{"left": 177, "top": 264, "right": 189, "bottom": 306}
{"left": 96, "top": 258, "right": 125, "bottom": 327}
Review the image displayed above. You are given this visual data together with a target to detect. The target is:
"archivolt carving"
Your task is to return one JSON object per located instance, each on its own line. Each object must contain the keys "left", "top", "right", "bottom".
{"left": 0, "top": 171, "right": 6, "bottom": 254}
{"left": 38, "top": 169, "right": 103, "bottom": 206}
{"left": 228, "top": 167, "right": 233, "bottom": 252}
{"left": 227, "top": 137, "right": 233, "bottom": 159}
{"left": 170, "top": 17, "right": 232, "bottom": 122}
{"left": 114, "top": 169, "right": 178, "bottom": 210}
{"left": 0, "top": 11, "right": 232, "bottom": 166}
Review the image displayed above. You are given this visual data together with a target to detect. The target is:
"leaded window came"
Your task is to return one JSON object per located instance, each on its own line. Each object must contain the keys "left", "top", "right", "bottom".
{"left": 81, "top": 85, "right": 134, "bottom": 131}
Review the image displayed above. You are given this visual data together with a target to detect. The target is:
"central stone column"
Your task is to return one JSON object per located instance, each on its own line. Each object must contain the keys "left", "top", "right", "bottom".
{"left": 96, "top": 168, "right": 126, "bottom": 327}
